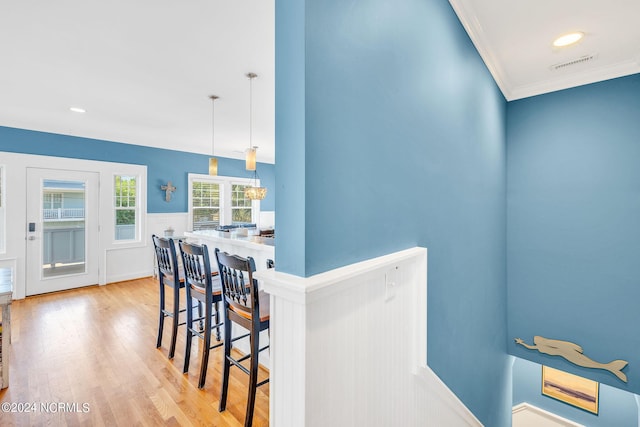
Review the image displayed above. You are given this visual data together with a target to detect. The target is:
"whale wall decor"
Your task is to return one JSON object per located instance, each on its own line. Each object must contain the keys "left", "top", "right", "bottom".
{"left": 515, "top": 336, "right": 628, "bottom": 382}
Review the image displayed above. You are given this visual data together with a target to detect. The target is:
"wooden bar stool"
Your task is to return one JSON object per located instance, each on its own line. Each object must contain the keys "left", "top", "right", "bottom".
{"left": 179, "top": 240, "right": 224, "bottom": 389}
{"left": 152, "top": 234, "right": 197, "bottom": 359}
{"left": 214, "top": 248, "right": 270, "bottom": 427}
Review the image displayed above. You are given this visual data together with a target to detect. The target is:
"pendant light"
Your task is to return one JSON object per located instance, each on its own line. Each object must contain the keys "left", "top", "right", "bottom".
{"left": 244, "top": 164, "right": 267, "bottom": 200}
{"left": 208, "top": 95, "right": 219, "bottom": 175}
{"left": 245, "top": 72, "right": 257, "bottom": 171}
{"left": 243, "top": 72, "right": 267, "bottom": 200}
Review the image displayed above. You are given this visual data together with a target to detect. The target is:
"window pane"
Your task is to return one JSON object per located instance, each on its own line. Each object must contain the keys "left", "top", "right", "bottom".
{"left": 193, "top": 208, "right": 220, "bottom": 230}
{"left": 232, "top": 208, "right": 252, "bottom": 224}
{"left": 116, "top": 209, "right": 136, "bottom": 226}
{"left": 231, "top": 184, "right": 247, "bottom": 207}
{"left": 231, "top": 184, "right": 253, "bottom": 224}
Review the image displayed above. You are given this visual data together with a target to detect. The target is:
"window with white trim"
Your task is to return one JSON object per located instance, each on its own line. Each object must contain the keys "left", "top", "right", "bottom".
{"left": 192, "top": 181, "right": 220, "bottom": 230}
{"left": 188, "top": 174, "right": 259, "bottom": 231}
{"left": 114, "top": 175, "right": 138, "bottom": 241}
{"left": 231, "top": 184, "right": 253, "bottom": 223}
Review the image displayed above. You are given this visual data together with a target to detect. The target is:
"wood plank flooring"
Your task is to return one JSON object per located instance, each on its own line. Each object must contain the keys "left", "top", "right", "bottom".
{"left": 0, "top": 277, "right": 269, "bottom": 426}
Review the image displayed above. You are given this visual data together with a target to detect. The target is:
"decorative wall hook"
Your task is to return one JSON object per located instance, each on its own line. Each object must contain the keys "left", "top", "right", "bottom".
{"left": 515, "top": 336, "right": 628, "bottom": 382}
{"left": 161, "top": 181, "right": 176, "bottom": 202}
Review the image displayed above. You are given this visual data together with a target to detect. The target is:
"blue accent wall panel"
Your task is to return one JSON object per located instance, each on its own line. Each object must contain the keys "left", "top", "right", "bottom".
{"left": 273, "top": 0, "right": 306, "bottom": 276}
{"left": 513, "top": 357, "right": 638, "bottom": 426}
{"left": 507, "top": 74, "right": 640, "bottom": 392}
{"left": 0, "top": 126, "right": 275, "bottom": 212}
{"left": 276, "top": 0, "right": 509, "bottom": 424}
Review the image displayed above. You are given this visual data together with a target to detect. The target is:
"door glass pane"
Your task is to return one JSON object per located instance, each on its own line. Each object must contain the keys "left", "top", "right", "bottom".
{"left": 42, "top": 180, "right": 86, "bottom": 278}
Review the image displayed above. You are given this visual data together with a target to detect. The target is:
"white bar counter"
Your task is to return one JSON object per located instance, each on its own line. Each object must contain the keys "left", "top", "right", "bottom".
{"left": 184, "top": 230, "right": 275, "bottom": 271}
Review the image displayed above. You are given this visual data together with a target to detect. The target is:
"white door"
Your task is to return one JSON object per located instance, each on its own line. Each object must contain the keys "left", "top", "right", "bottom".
{"left": 26, "top": 168, "right": 99, "bottom": 295}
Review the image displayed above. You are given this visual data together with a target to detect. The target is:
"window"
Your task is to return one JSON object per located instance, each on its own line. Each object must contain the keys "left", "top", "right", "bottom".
{"left": 231, "top": 184, "right": 253, "bottom": 223}
{"left": 114, "top": 175, "right": 138, "bottom": 241}
{"left": 188, "top": 174, "right": 260, "bottom": 231}
{"left": 192, "top": 181, "right": 220, "bottom": 230}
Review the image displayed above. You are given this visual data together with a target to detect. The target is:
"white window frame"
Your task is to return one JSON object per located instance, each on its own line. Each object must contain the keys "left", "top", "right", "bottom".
{"left": 113, "top": 174, "right": 141, "bottom": 243}
{"left": 187, "top": 173, "right": 260, "bottom": 231}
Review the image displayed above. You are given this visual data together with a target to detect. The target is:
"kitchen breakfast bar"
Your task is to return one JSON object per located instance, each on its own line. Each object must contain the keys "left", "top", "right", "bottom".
{"left": 184, "top": 230, "right": 275, "bottom": 272}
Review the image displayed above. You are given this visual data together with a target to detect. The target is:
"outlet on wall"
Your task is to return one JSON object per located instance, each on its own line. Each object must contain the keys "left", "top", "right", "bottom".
{"left": 385, "top": 266, "right": 399, "bottom": 302}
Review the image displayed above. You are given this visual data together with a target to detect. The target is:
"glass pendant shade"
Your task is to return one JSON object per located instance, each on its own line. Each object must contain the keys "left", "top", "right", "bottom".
{"left": 246, "top": 147, "right": 257, "bottom": 171}
{"left": 244, "top": 185, "right": 267, "bottom": 200}
{"left": 208, "top": 157, "right": 218, "bottom": 175}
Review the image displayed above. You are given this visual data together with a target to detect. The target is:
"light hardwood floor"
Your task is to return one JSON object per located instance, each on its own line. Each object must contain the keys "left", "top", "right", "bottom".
{"left": 0, "top": 277, "right": 269, "bottom": 426}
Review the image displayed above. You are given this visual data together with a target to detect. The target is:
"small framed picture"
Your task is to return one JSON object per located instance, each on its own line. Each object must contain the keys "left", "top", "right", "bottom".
{"left": 542, "top": 365, "right": 599, "bottom": 414}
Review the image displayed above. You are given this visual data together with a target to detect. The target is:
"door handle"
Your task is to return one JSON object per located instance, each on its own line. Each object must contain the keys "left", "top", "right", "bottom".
{"left": 28, "top": 235, "right": 36, "bottom": 241}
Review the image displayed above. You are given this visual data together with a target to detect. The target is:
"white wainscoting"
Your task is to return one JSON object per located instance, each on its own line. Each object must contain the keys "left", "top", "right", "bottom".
{"left": 147, "top": 212, "right": 190, "bottom": 241}
{"left": 103, "top": 213, "right": 190, "bottom": 283}
{"left": 512, "top": 403, "right": 584, "bottom": 427}
{"left": 255, "top": 247, "right": 481, "bottom": 427}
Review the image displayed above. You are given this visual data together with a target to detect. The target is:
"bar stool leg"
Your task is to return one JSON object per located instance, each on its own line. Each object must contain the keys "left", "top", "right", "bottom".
{"left": 197, "top": 297, "right": 212, "bottom": 389}
{"left": 156, "top": 285, "right": 165, "bottom": 349}
{"left": 183, "top": 292, "right": 194, "bottom": 373}
{"left": 168, "top": 286, "right": 180, "bottom": 359}
{"left": 219, "top": 318, "right": 232, "bottom": 411}
{"left": 244, "top": 326, "right": 260, "bottom": 427}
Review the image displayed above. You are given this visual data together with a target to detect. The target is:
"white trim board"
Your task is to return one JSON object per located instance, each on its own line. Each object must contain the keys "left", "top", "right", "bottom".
{"left": 512, "top": 403, "right": 584, "bottom": 427}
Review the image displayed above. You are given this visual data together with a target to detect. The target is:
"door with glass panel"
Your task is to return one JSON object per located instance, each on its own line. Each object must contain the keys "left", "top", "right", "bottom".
{"left": 26, "top": 168, "right": 99, "bottom": 295}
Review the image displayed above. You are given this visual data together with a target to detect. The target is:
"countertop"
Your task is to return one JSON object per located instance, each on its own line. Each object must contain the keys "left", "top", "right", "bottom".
{"left": 185, "top": 230, "right": 275, "bottom": 247}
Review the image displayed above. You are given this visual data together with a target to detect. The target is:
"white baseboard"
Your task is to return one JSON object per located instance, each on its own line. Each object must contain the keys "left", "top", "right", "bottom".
{"left": 106, "top": 270, "right": 153, "bottom": 284}
{"left": 513, "top": 403, "right": 584, "bottom": 427}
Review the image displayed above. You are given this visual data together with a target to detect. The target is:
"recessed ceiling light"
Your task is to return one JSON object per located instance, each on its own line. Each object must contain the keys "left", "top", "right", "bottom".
{"left": 69, "top": 107, "right": 86, "bottom": 113}
{"left": 553, "top": 32, "right": 584, "bottom": 48}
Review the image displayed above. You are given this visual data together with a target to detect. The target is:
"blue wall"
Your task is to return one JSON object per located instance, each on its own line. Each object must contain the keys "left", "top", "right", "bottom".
{"left": 507, "top": 74, "right": 640, "bottom": 392}
{"left": 513, "top": 357, "right": 639, "bottom": 426}
{"left": 0, "top": 126, "right": 275, "bottom": 212}
{"left": 273, "top": 0, "right": 306, "bottom": 276}
{"left": 275, "top": 0, "right": 510, "bottom": 425}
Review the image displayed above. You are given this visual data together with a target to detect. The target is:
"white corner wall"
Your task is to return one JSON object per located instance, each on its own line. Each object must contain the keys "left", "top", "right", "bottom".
{"left": 255, "top": 247, "right": 482, "bottom": 427}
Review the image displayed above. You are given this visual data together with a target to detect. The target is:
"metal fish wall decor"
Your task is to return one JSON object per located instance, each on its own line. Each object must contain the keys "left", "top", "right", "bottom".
{"left": 515, "top": 336, "right": 628, "bottom": 382}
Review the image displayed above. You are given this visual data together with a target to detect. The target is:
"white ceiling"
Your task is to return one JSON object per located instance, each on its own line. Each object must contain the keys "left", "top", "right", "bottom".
{"left": 0, "top": 1, "right": 275, "bottom": 163}
{"left": 1, "top": 1, "right": 638, "bottom": 162}
{"left": 450, "top": 0, "right": 640, "bottom": 100}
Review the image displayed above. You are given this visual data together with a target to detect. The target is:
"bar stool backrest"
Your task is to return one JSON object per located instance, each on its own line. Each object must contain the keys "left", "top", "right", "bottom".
{"left": 214, "top": 249, "right": 258, "bottom": 323}
{"left": 152, "top": 234, "right": 180, "bottom": 287}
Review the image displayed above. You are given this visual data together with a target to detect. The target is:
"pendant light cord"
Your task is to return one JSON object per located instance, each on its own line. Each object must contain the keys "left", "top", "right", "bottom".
{"left": 249, "top": 75, "right": 253, "bottom": 150}
{"left": 210, "top": 95, "right": 218, "bottom": 156}
{"left": 247, "top": 73, "right": 257, "bottom": 151}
